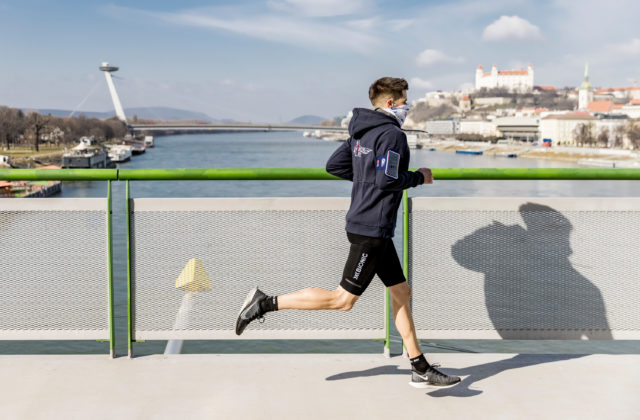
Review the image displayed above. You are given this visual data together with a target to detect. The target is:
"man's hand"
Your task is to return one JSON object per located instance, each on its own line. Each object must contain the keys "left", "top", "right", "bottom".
{"left": 418, "top": 168, "right": 433, "bottom": 185}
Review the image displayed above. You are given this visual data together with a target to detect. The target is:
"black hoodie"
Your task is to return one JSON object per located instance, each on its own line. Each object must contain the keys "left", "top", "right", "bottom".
{"left": 326, "top": 107, "right": 424, "bottom": 238}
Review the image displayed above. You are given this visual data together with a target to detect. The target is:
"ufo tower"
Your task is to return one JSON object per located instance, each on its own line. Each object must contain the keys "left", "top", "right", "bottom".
{"left": 99, "top": 62, "right": 127, "bottom": 124}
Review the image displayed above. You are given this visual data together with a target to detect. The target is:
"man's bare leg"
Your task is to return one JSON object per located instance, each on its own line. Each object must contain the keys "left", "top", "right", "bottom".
{"left": 388, "top": 281, "right": 421, "bottom": 358}
{"left": 388, "top": 281, "right": 461, "bottom": 387}
{"left": 277, "top": 285, "right": 359, "bottom": 311}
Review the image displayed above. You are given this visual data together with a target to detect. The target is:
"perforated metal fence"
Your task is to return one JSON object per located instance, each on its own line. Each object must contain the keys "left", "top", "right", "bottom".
{"left": 0, "top": 199, "right": 110, "bottom": 340}
{"left": 130, "top": 198, "right": 386, "bottom": 340}
{"left": 409, "top": 197, "right": 640, "bottom": 340}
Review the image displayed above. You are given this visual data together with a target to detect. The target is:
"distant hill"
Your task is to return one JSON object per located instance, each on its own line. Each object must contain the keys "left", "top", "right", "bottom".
{"left": 289, "top": 115, "right": 327, "bottom": 125}
{"left": 23, "top": 107, "right": 217, "bottom": 122}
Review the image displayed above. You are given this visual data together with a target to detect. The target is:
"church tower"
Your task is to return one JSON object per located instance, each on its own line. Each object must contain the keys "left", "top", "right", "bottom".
{"left": 578, "top": 63, "right": 593, "bottom": 110}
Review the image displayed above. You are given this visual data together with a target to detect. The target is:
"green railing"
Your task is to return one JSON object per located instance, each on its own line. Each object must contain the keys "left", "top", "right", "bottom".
{"left": 4, "top": 167, "right": 640, "bottom": 181}
{"left": 2, "top": 167, "right": 640, "bottom": 357}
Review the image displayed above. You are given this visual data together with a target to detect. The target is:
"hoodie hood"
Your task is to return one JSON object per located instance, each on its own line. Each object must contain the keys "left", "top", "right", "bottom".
{"left": 348, "top": 107, "right": 400, "bottom": 138}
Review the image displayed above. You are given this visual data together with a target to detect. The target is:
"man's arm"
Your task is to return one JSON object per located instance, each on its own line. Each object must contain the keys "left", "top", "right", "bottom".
{"left": 326, "top": 140, "right": 353, "bottom": 181}
{"left": 374, "top": 131, "right": 427, "bottom": 191}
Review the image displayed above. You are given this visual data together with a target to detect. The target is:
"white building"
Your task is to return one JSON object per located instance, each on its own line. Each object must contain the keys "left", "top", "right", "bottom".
{"left": 539, "top": 113, "right": 597, "bottom": 145}
{"left": 595, "top": 87, "right": 640, "bottom": 101}
{"left": 595, "top": 116, "right": 629, "bottom": 147}
{"left": 474, "top": 97, "right": 512, "bottom": 107}
{"left": 494, "top": 117, "right": 540, "bottom": 142}
{"left": 613, "top": 99, "right": 640, "bottom": 119}
{"left": 459, "top": 96, "right": 471, "bottom": 112}
{"left": 475, "top": 64, "right": 534, "bottom": 93}
{"left": 417, "top": 91, "right": 455, "bottom": 107}
{"left": 459, "top": 119, "right": 498, "bottom": 137}
{"left": 426, "top": 120, "right": 459, "bottom": 136}
{"left": 578, "top": 64, "right": 594, "bottom": 110}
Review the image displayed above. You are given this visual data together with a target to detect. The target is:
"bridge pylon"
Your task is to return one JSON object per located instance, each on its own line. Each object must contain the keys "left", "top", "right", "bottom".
{"left": 99, "top": 62, "right": 127, "bottom": 124}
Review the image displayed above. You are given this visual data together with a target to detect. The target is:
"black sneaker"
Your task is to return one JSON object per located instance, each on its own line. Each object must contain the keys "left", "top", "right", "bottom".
{"left": 235, "top": 287, "right": 268, "bottom": 335}
{"left": 409, "top": 364, "right": 461, "bottom": 388}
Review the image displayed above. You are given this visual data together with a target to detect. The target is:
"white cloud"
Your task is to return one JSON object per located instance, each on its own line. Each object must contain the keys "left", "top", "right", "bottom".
{"left": 387, "top": 19, "right": 414, "bottom": 32}
{"left": 346, "top": 17, "right": 413, "bottom": 32}
{"left": 346, "top": 18, "right": 378, "bottom": 31}
{"left": 108, "top": 5, "right": 381, "bottom": 55}
{"left": 410, "top": 77, "right": 434, "bottom": 90}
{"left": 482, "top": 15, "right": 542, "bottom": 42}
{"left": 416, "top": 49, "right": 464, "bottom": 67}
{"left": 267, "top": 0, "right": 374, "bottom": 17}
{"left": 613, "top": 38, "right": 640, "bottom": 56}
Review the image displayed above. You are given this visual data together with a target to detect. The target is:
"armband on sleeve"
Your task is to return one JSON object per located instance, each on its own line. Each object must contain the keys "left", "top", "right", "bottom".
{"left": 375, "top": 150, "right": 400, "bottom": 179}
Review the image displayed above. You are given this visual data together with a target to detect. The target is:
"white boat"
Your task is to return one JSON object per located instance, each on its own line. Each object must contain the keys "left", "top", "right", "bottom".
{"left": 108, "top": 145, "right": 132, "bottom": 163}
{"left": 144, "top": 136, "right": 155, "bottom": 148}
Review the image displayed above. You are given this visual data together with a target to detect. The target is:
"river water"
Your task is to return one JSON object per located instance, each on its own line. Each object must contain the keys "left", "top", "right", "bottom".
{"left": 2, "top": 131, "right": 638, "bottom": 356}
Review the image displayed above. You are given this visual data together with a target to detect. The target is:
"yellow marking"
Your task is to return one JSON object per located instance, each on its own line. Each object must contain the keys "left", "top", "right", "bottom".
{"left": 175, "top": 258, "right": 212, "bottom": 292}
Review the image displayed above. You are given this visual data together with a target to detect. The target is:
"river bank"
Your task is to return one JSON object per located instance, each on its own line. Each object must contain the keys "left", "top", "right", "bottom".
{"left": 425, "top": 139, "right": 640, "bottom": 168}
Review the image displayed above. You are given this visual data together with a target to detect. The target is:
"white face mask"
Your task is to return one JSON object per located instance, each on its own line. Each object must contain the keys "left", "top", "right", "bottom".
{"left": 389, "top": 104, "right": 410, "bottom": 125}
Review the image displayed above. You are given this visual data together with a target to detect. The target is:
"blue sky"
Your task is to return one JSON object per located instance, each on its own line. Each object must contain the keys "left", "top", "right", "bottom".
{"left": 1, "top": 0, "right": 639, "bottom": 122}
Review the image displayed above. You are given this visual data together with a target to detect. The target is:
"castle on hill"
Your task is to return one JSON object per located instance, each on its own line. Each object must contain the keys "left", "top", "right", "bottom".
{"left": 475, "top": 64, "right": 534, "bottom": 93}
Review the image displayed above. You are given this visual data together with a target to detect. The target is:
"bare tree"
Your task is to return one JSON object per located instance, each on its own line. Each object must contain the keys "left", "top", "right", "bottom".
{"left": 0, "top": 106, "right": 24, "bottom": 150}
{"left": 611, "top": 125, "right": 625, "bottom": 149}
{"left": 627, "top": 120, "right": 640, "bottom": 149}
{"left": 596, "top": 127, "right": 609, "bottom": 148}
{"left": 573, "top": 122, "right": 595, "bottom": 147}
{"left": 25, "top": 112, "right": 50, "bottom": 152}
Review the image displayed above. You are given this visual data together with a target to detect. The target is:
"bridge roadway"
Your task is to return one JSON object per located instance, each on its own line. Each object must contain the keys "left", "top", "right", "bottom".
{"left": 128, "top": 122, "right": 428, "bottom": 135}
{"left": 129, "top": 122, "right": 349, "bottom": 134}
{"left": 1, "top": 353, "right": 637, "bottom": 419}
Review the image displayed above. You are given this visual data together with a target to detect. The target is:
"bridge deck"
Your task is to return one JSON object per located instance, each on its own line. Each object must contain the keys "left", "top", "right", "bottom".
{"left": 1, "top": 353, "right": 637, "bottom": 419}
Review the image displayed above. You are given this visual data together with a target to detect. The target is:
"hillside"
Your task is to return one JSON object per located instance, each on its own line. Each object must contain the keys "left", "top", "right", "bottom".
{"left": 22, "top": 107, "right": 216, "bottom": 122}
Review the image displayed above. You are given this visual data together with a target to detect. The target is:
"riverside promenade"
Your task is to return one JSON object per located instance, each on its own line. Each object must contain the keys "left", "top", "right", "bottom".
{"left": 1, "top": 353, "right": 638, "bottom": 419}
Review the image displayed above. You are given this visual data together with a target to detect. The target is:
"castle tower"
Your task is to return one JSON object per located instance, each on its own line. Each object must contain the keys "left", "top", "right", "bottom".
{"left": 99, "top": 62, "right": 127, "bottom": 124}
{"left": 578, "top": 63, "right": 593, "bottom": 111}
{"left": 475, "top": 65, "right": 484, "bottom": 90}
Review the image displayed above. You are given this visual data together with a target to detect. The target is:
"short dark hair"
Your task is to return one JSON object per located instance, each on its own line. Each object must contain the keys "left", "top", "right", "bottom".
{"left": 369, "top": 77, "right": 409, "bottom": 104}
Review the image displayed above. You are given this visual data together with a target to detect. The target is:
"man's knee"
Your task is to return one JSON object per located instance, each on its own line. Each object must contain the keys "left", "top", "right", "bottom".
{"left": 335, "top": 286, "right": 358, "bottom": 311}
{"left": 390, "top": 282, "right": 411, "bottom": 302}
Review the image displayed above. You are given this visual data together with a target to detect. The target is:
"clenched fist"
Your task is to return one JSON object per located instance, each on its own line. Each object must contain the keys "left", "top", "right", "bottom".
{"left": 418, "top": 168, "right": 433, "bottom": 185}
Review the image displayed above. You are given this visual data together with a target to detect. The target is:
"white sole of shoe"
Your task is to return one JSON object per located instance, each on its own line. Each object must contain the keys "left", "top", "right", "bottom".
{"left": 238, "top": 286, "right": 259, "bottom": 319}
{"left": 408, "top": 381, "right": 459, "bottom": 389}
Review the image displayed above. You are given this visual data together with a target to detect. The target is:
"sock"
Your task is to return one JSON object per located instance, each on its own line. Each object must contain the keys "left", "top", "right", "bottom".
{"left": 410, "top": 354, "right": 430, "bottom": 373}
{"left": 260, "top": 295, "right": 278, "bottom": 313}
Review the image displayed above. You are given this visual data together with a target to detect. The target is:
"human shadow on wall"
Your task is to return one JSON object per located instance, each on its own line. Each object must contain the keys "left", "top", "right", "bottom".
{"left": 451, "top": 202, "right": 611, "bottom": 339}
{"left": 433, "top": 202, "right": 613, "bottom": 397}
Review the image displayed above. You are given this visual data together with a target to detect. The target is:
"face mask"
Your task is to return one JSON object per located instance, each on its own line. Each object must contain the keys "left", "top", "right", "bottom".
{"left": 389, "top": 104, "right": 410, "bottom": 125}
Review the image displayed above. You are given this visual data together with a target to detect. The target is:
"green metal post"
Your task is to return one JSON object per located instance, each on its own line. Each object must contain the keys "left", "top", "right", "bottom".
{"left": 401, "top": 190, "right": 411, "bottom": 357}
{"left": 126, "top": 180, "right": 133, "bottom": 358}
{"left": 107, "top": 180, "right": 115, "bottom": 358}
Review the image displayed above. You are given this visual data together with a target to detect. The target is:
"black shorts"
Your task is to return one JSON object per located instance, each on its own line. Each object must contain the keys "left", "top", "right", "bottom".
{"left": 339, "top": 232, "right": 406, "bottom": 296}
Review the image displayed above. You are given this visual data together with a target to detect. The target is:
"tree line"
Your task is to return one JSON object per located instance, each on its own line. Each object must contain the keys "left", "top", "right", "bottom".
{"left": 573, "top": 120, "right": 640, "bottom": 148}
{"left": 0, "top": 106, "right": 127, "bottom": 152}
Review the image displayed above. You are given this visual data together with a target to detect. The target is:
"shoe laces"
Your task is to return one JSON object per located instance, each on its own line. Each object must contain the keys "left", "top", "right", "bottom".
{"left": 425, "top": 364, "right": 451, "bottom": 379}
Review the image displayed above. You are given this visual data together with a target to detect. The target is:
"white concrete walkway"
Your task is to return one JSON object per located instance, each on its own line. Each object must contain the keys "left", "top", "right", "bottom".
{"left": 1, "top": 353, "right": 638, "bottom": 420}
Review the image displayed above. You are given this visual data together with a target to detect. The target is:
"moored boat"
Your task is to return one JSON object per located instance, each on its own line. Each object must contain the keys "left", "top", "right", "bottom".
{"left": 107, "top": 144, "right": 133, "bottom": 162}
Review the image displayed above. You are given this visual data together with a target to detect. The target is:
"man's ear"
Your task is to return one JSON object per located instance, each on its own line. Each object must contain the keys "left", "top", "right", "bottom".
{"left": 385, "top": 97, "right": 393, "bottom": 108}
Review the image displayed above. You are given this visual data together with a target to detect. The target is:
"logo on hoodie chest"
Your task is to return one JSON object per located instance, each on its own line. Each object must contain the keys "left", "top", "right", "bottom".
{"left": 353, "top": 141, "right": 372, "bottom": 157}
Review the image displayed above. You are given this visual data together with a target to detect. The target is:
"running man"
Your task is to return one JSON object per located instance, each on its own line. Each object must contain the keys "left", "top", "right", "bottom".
{"left": 235, "top": 77, "right": 460, "bottom": 388}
